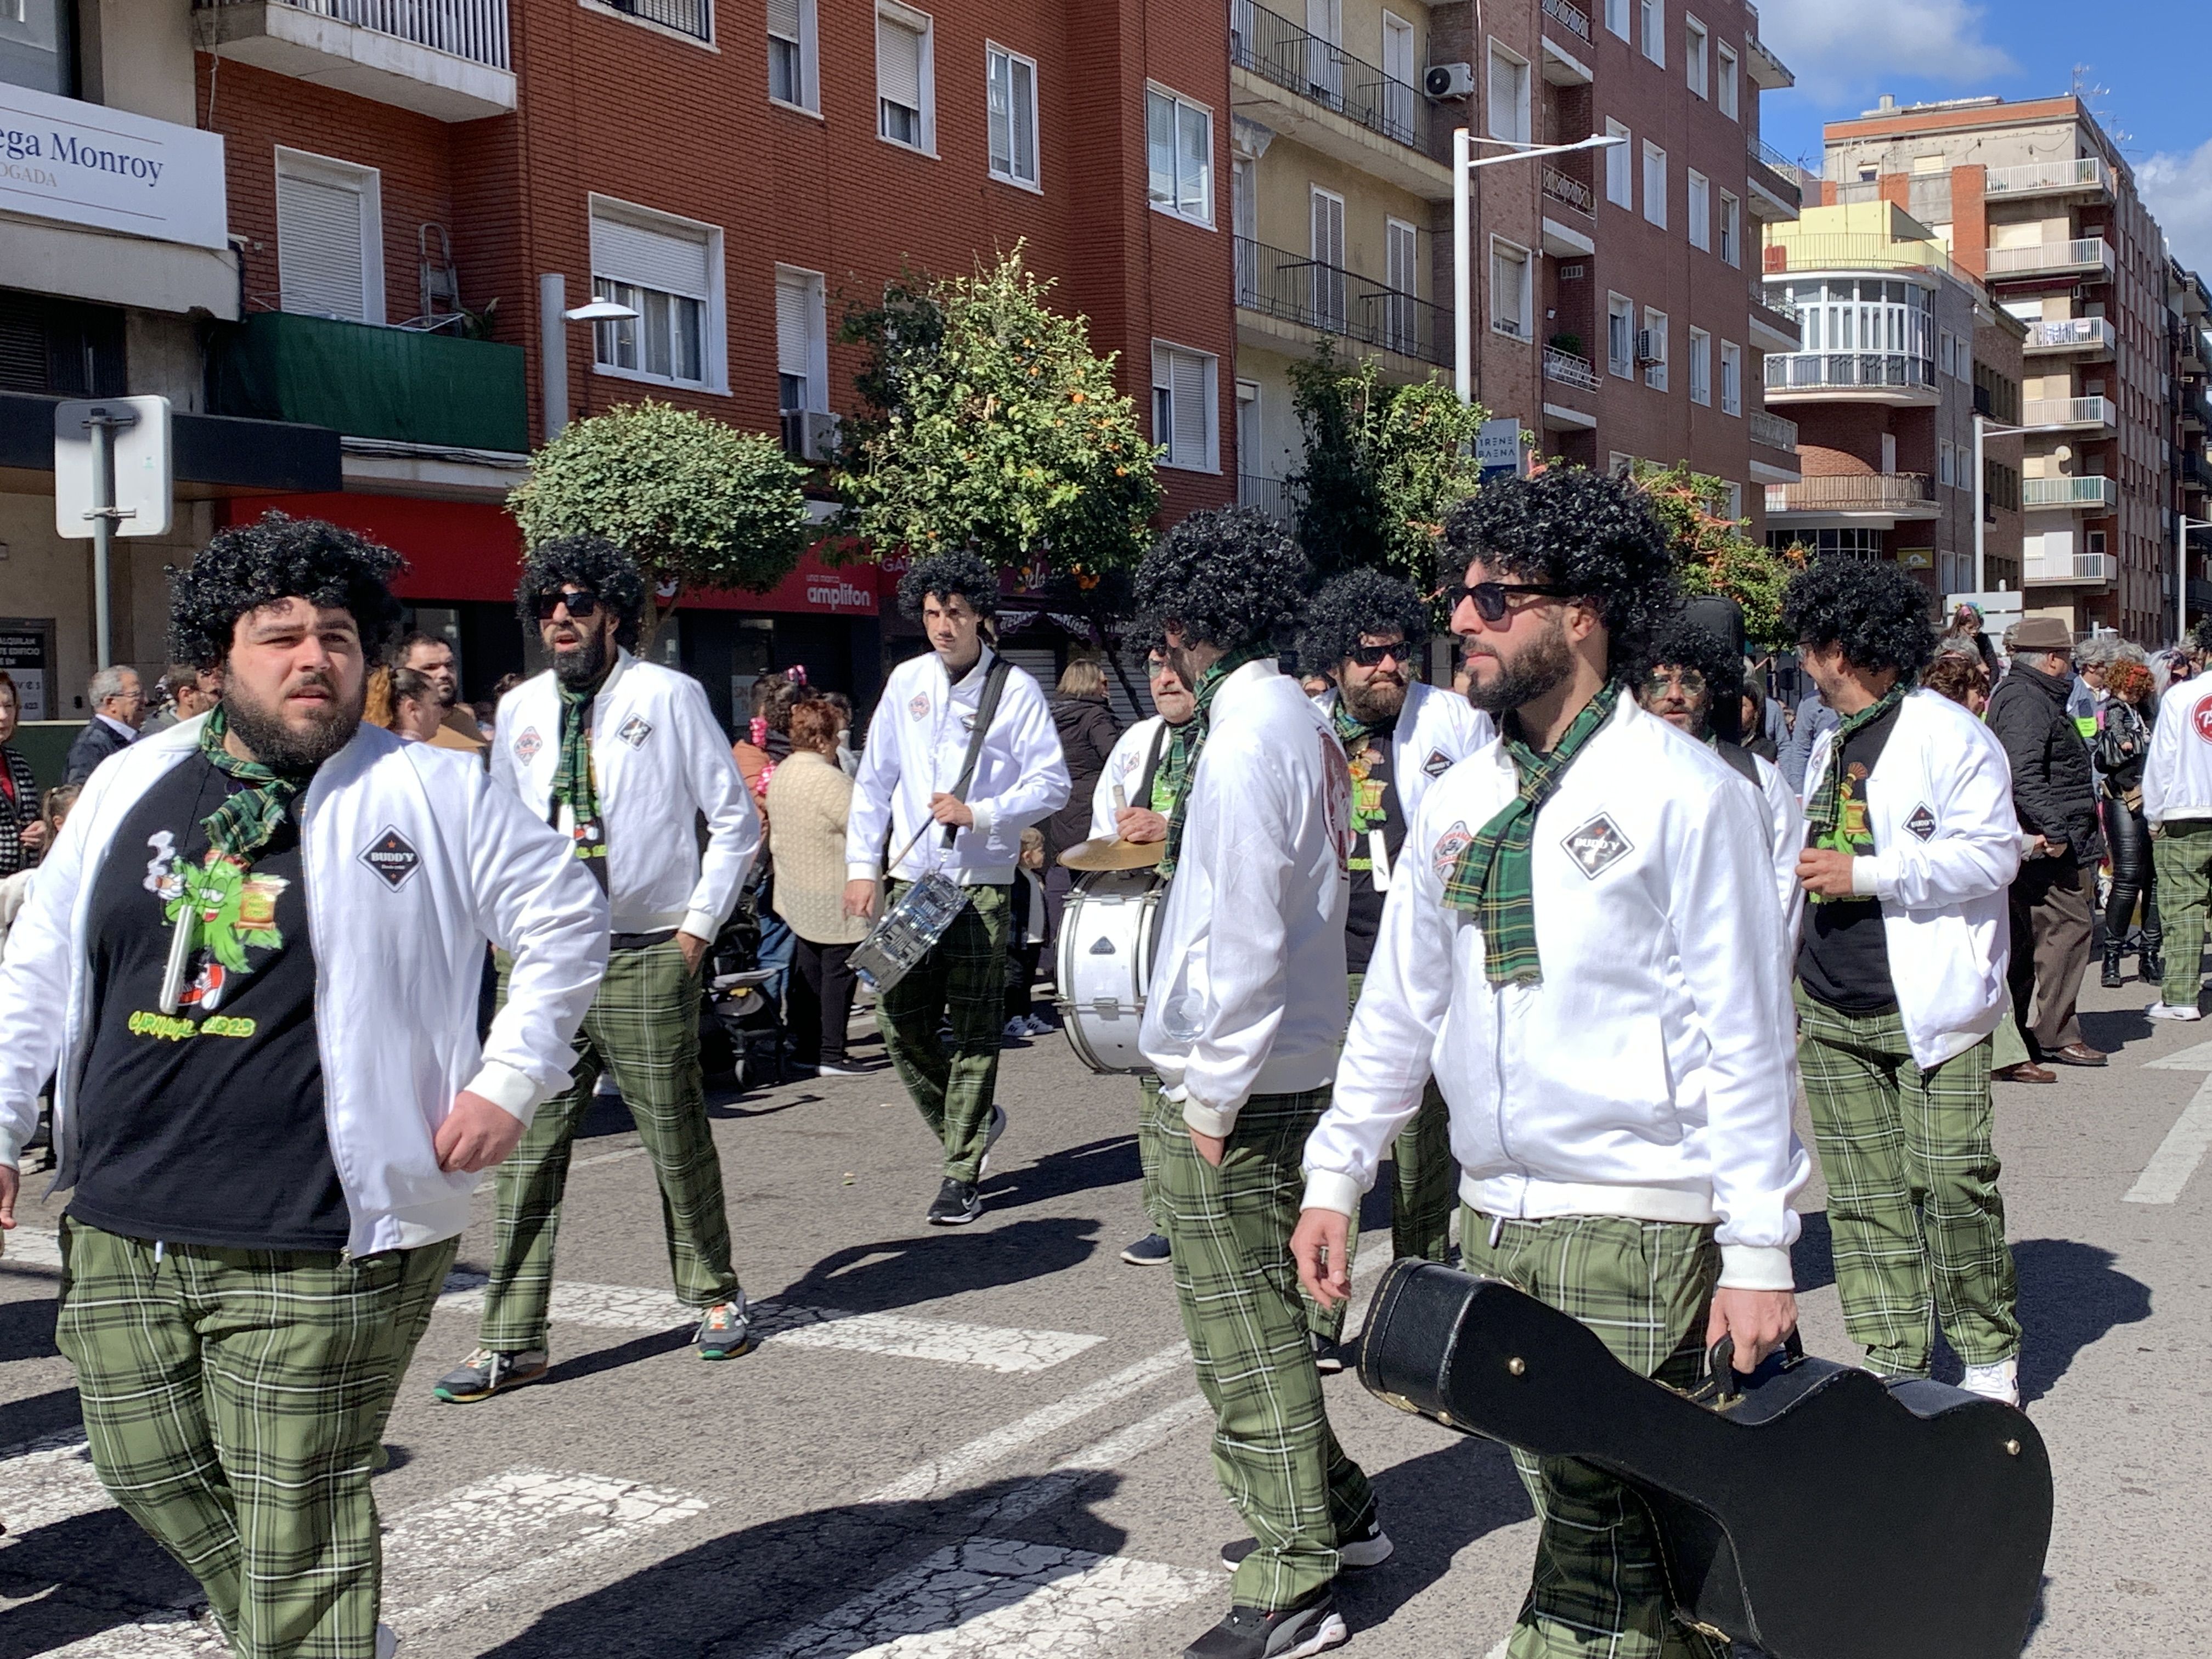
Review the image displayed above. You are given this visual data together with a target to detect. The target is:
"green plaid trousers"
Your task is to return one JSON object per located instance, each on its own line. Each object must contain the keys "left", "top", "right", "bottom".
{"left": 2154, "top": 820, "right": 2212, "bottom": 1010}
{"left": 879, "top": 881, "right": 1011, "bottom": 1185}
{"left": 1346, "top": 972, "right": 1455, "bottom": 1266}
{"left": 1164, "top": 1087, "right": 1374, "bottom": 1611}
{"left": 479, "top": 939, "right": 740, "bottom": 1352}
{"left": 1795, "top": 990, "right": 2021, "bottom": 1375}
{"left": 1459, "top": 1210, "right": 1727, "bottom": 1659}
{"left": 54, "top": 1220, "right": 457, "bottom": 1659}
{"left": 1138, "top": 1074, "right": 1172, "bottom": 1234}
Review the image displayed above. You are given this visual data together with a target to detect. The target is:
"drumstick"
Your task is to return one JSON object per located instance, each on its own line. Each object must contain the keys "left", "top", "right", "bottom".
{"left": 885, "top": 819, "right": 934, "bottom": 882}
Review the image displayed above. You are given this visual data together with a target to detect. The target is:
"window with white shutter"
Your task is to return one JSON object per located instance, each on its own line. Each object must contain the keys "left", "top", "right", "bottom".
{"left": 775, "top": 266, "right": 826, "bottom": 413}
{"left": 1687, "top": 170, "right": 1709, "bottom": 251}
{"left": 275, "top": 149, "right": 382, "bottom": 324}
{"left": 877, "top": 5, "right": 933, "bottom": 150}
{"left": 1151, "top": 342, "right": 1217, "bottom": 472}
{"left": 1643, "top": 142, "right": 1666, "bottom": 228}
{"left": 768, "top": 0, "right": 817, "bottom": 110}
{"left": 987, "top": 43, "right": 1039, "bottom": 187}
{"left": 1486, "top": 44, "right": 1529, "bottom": 145}
{"left": 589, "top": 197, "right": 722, "bottom": 391}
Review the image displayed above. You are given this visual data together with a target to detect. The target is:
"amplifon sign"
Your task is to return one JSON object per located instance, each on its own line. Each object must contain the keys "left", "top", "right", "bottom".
{"left": 0, "top": 83, "right": 228, "bottom": 251}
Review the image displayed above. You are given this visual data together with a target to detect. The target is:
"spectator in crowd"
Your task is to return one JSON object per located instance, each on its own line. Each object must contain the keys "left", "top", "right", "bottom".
{"left": 1041, "top": 657, "right": 1121, "bottom": 941}
{"left": 387, "top": 668, "right": 448, "bottom": 744}
{"left": 1741, "top": 686, "right": 1780, "bottom": 763}
{"left": 823, "top": 691, "right": 858, "bottom": 777}
{"left": 1779, "top": 678, "right": 1837, "bottom": 793}
{"left": 735, "top": 675, "right": 805, "bottom": 1011}
{"left": 0, "top": 783, "right": 75, "bottom": 945}
{"left": 1005, "top": 827, "right": 1051, "bottom": 1038}
{"left": 1944, "top": 603, "right": 2001, "bottom": 680}
{"left": 766, "top": 697, "right": 868, "bottom": 1077}
{"left": 0, "top": 672, "right": 44, "bottom": 876}
{"left": 64, "top": 664, "right": 145, "bottom": 783}
{"left": 1985, "top": 615, "right": 2107, "bottom": 1068}
{"left": 140, "top": 663, "right": 221, "bottom": 734}
{"left": 2096, "top": 656, "right": 2162, "bottom": 989}
{"left": 394, "top": 630, "right": 487, "bottom": 752}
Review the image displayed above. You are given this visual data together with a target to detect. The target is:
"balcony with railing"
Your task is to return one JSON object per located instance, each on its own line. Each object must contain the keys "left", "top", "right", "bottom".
{"left": 2023, "top": 395, "right": 2117, "bottom": 433}
{"left": 1228, "top": 1, "right": 1447, "bottom": 190}
{"left": 1235, "top": 236, "right": 1447, "bottom": 366}
{"left": 1985, "top": 238, "right": 2115, "bottom": 281}
{"left": 1748, "top": 409, "right": 1798, "bottom": 452}
{"left": 2024, "top": 317, "right": 2117, "bottom": 358}
{"left": 1238, "top": 472, "right": 1297, "bottom": 527}
{"left": 1983, "top": 157, "right": 2110, "bottom": 200}
{"left": 1542, "top": 0, "right": 1592, "bottom": 43}
{"left": 2182, "top": 449, "right": 2212, "bottom": 493}
{"left": 1764, "top": 352, "right": 1939, "bottom": 404}
{"left": 207, "top": 312, "right": 528, "bottom": 452}
{"left": 1742, "top": 3, "right": 1793, "bottom": 88}
{"left": 1542, "top": 345, "right": 1599, "bottom": 392}
{"left": 2025, "top": 551, "right": 2115, "bottom": 585}
{"left": 192, "top": 0, "right": 515, "bottom": 117}
{"left": 2021, "top": 475, "right": 2118, "bottom": 511}
{"left": 1542, "top": 165, "right": 1594, "bottom": 217}
{"left": 1765, "top": 473, "right": 1937, "bottom": 517}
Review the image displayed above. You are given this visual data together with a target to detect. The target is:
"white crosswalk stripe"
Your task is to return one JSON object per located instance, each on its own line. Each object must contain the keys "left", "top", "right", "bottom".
{"left": 0, "top": 1427, "right": 111, "bottom": 1533}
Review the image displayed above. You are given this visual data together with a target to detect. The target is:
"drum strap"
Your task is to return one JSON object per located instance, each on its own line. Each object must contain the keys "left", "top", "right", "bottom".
{"left": 943, "top": 656, "right": 1014, "bottom": 848}
{"left": 1132, "top": 721, "right": 1170, "bottom": 812}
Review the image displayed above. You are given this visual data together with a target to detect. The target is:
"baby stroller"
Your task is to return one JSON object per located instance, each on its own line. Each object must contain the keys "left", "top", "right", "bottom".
{"left": 699, "top": 879, "right": 789, "bottom": 1090}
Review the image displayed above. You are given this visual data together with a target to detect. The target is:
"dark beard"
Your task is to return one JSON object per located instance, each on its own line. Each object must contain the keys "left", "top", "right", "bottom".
{"left": 1340, "top": 674, "right": 1407, "bottom": 724}
{"left": 221, "top": 679, "right": 364, "bottom": 772}
{"left": 1464, "top": 617, "right": 1574, "bottom": 716}
{"left": 552, "top": 630, "right": 611, "bottom": 688}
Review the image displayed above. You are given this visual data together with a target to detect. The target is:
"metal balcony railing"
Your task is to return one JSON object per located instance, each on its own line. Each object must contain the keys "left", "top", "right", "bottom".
{"left": 2025, "top": 552, "right": 2115, "bottom": 584}
{"left": 1238, "top": 473, "right": 1297, "bottom": 526}
{"left": 1762, "top": 234, "right": 1958, "bottom": 281}
{"left": 1542, "top": 346, "right": 1599, "bottom": 391}
{"left": 1229, "top": 0, "right": 1430, "bottom": 154}
{"left": 193, "top": 0, "right": 513, "bottom": 64}
{"left": 1234, "top": 236, "right": 1448, "bottom": 365}
{"left": 1764, "top": 352, "right": 1938, "bottom": 394}
{"left": 1747, "top": 132, "right": 1796, "bottom": 174}
{"left": 2182, "top": 450, "right": 2212, "bottom": 492}
{"left": 1767, "top": 473, "right": 1935, "bottom": 514}
{"left": 1542, "top": 166, "right": 1594, "bottom": 215}
{"left": 1752, "top": 283, "right": 1800, "bottom": 322}
{"left": 2022, "top": 475, "right": 2118, "bottom": 510}
{"left": 2025, "top": 317, "right": 2117, "bottom": 354}
{"left": 1985, "top": 239, "right": 2115, "bottom": 279}
{"left": 1748, "top": 409, "right": 1799, "bottom": 452}
{"left": 1983, "top": 157, "right": 2107, "bottom": 196}
{"left": 2023, "top": 396, "right": 2117, "bottom": 430}
{"left": 1542, "top": 0, "right": 1592, "bottom": 43}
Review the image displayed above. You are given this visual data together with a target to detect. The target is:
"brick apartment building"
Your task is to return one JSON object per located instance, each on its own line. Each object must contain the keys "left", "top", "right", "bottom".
{"left": 2168, "top": 262, "right": 2211, "bottom": 634}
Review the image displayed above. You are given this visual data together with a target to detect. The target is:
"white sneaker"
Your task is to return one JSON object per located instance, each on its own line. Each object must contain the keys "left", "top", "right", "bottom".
{"left": 1959, "top": 1358, "right": 2020, "bottom": 1407}
{"left": 1022, "top": 1014, "right": 1054, "bottom": 1036}
{"left": 376, "top": 1624, "right": 400, "bottom": 1659}
{"left": 2147, "top": 1001, "right": 2204, "bottom": 1022}
{"left": 1002, "top": 1017, "right": 1030, "bottom": 1041}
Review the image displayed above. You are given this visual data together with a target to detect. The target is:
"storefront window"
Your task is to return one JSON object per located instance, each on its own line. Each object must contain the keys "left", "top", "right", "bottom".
{"left": 1, "top": 0, "right": 75, "bottom": 97}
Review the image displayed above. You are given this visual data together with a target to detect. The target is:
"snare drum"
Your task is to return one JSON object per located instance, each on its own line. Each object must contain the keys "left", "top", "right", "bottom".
{"left": 851, "top": 872, "right": 970, "bottom": 994}
{"left": 1055, "top": 868, "right": 1166, "bottom": 1074}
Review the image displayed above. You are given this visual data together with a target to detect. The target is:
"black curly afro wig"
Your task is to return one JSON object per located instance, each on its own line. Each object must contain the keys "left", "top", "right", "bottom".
{"left": 1135, "top": 507, "right": 1308, "bottom": 654}
{"left": 1637, "top": 611, "right": 1747, "bottom": 738}
{"left": 516, "top": 535, "right": 649, "bottom": 650}
{"left": 897, "top": 551, "right": 1001, "bottom": 623}
{"left": 1297, "top": 568, "right": 1430, "bottom": 676}
{"left": 1780, "top": 557, "right": 1936, "bottom": 678}
{"left": 168, "top": 512, "right": 405, "bottom": 672}
{"left": 1440, "top": 469, "right": 1678, "bottom": 678}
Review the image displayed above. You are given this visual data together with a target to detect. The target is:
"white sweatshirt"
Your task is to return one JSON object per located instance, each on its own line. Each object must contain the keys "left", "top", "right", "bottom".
{"left": 1302, "top": 695, "right": 1807, "bottom": 1290}
{"left": 494, "top": 652, "right": 759, "bottom": 940}
{"left": 1092, "top": 714, "right": 1174, "bottom": 838}
{"left": 1800, "top": 687, "right": 2022, "bottom": 1069}
{"left": 2143, "top": 676, "right": 2212, "bottom": 826}
{"left": 847, "top": 645, "right": 1071, "bottom": 885}
{"left": 1313, "top": 679, "right": 1495, "bottom": 831}
{"left": 1139, "top": 659, "right": 1352, "bottom": 1136}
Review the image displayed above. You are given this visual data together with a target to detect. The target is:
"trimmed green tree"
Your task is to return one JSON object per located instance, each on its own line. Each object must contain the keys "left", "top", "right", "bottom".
{"left": 1632, "top": 460, "right": 1806, "bottom": 649}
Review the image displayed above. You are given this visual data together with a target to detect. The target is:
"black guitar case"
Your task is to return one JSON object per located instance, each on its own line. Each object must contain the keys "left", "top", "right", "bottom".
{"left": 1359, "top": 1260, "right": 2052, "bottom": 1659}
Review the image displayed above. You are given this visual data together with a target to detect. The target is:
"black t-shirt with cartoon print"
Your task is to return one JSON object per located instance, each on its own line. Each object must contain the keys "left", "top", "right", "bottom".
{"left": 1342, "top": 715, "right": 1403, "bottom": 977}
{"left": 1797, "top": 701, "right": 1902, "bottom": 1014}
{"left": 68, "top": 753, "right": 346, "bottom": 1250}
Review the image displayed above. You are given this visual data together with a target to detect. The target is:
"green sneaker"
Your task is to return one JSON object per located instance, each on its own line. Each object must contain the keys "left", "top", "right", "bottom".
{"left": 695, "top": 1298, "right": 754, "bottom": 1361}
{"left": 432, "top": 1346, "right": 548, "bottom": 1403}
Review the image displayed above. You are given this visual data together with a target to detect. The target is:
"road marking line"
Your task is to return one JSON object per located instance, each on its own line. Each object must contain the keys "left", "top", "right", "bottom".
{"left": 2144, "top": 1039, "right": 2212, "bottom": 1070}
{"left": 0, "top": 1429, "right": 111, "bottom": 1534}
{"left": 749, "top": 1537, "right": 1213, "bottom": 1659}
{"left": 31, "top": 1616, "right": 219, "bottom": 1657}
{"left": 570, "top": 1142, "right": 652, "bottom": 1169}
{"left": 2124, "top": 1071, "right": 2212, "bottom": 1204}
{"left": 1, "top": 1226, "right": 63, "bottom": 1268}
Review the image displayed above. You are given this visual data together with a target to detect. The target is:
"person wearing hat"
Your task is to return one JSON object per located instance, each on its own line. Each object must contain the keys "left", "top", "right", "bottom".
{"left": 1984, "top": 613, "right": 2108, "bottom": 1069}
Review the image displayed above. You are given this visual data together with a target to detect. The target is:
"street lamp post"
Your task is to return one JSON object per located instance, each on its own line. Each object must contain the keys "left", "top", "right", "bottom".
{"left": 1453, "top": 130, "right": 1628, "bottom": 405}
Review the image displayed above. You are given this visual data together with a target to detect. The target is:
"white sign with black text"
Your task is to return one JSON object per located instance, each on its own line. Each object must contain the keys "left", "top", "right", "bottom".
{"left": 0, "top": 83, "right": 228, "bottom": 251}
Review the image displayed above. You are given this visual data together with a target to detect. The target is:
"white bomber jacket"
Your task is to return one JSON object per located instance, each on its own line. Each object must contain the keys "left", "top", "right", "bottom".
{"left": 1799, "top": 687, "right": 2021, "bottom": 1070}
{"left": 2142, "top": 676, "right": 2212, "bottom": 826}
{"left": 1092, "top": 714, "right": 1172, "bottom": 838}
{"left": 1302, "top": 695, "right": 1808, "bottom": 1290}
{"left": 494, "top": 652, "right": 759, "bottom": 939}
{"left": 0, "top": 716, "right": 608, "bottom": 1256}
{"left": 1312, "top": 679, "right": 1496, "bottom": 837}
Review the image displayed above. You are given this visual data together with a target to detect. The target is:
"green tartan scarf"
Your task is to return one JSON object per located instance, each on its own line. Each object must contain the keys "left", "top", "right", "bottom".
{"left": 1160, "top": 643, "right": 1272, "bottom": 880}
{"left": 1149, "top": 717, "right": 1195, "bottom": 817}
{"left": 198, "top": 704, "right": 314, "bottom": 864}
{"left": 1329, "top": 695, "right": 1383, "bottom": 758}
{"left": 554, "top": 676, "right": 608, "bottom": 881}
{"left": 1804, "top": 682, "right": 1909, "bottom": 843}
{"left": 1441, "top": 679, "right": 1621, "bottom": 988}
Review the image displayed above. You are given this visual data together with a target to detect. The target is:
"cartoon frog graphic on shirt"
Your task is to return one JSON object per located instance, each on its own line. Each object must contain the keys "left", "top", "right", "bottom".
{"left": 142, "top": 831, "right": 288, "bottom": 1013}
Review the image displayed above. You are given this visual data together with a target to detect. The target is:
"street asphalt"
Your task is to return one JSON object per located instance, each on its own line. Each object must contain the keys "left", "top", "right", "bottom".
{"left": 1, "top": 969, "right": 2206, "bottom": 1658}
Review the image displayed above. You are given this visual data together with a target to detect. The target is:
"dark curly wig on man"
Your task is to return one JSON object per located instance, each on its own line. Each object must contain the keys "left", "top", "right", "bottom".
{"left": 1134, "top": 507, "right": 1308, "bottom": 653}
{"left": 1780, "top": 557, "right": 1936, "bottom": 678}
{"left": 1439, "top": 469, "right": 1678, "bottom": 676}
{"left": 515, "top": 535, "right": 649, "bottom": 649}
{"left": 1636, "top": 612, "right": 1747, "bottom": 738}
{"left": 896, "top": 551, "right": 1001, "bottom": 622}
{"left": 1297, "top": 568, "right": 1430, "bottom": 676}
{"left": 168, "top": 512, "right": 405, "bottom": 671}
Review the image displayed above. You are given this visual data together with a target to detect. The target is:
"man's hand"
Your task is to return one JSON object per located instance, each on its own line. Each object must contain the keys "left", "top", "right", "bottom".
{"left": 844, "top": 878, "right": 879, "bottom": 921}
{"left": 19, "top": 821, "right": 47, "bottom": 857}
{"left": 1705, "top": 1288, "right": 1798, "bottom": 1373}
{"left": 1115, "top": 806, "right": 1170, "bottom": 844}
{"left": 433, "top": 1091, "right": 528, "bottom": 1174}
{"left": 928, "top": 793, "right": 974, "bottom": 828}
{"left": 1189, "top": 1128, "right": 1226, "bottom": 1167}
{"left": 675, "top": 930, "right": 710, "bottom": 974}
{"left": 1291, "top": 1207, "right": 1353, "bottom": 1310}
{"left": 1795, "top": 848, "right": 1859, "bottom": 899}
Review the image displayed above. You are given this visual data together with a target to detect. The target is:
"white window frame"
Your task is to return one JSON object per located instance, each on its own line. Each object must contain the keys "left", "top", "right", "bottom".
{"left": 1608, "top": 292, "right": 1636, "bottom": 378}
{"left": 774, "top": 263, "right": 828, "bottom": 414}
{"left": 1718, "top": 190, "right": 1740, "bottom": 267}
{"left": 1146, "top": 83, "right": 1214, "bottom": 226}
{"left": 1716, "top": 41, "right": 1737, "bottom": 120}
{"left": 1151, "top": 341, "right": 1219, "bottom": 472}
{"left": 1643, "top": 306, "right": 1668, "bottom": 391}
{"left": 1640, "top": 0, "right": 1663, "bottom": 65}
{"left": 1687, "top": 168, "right": 1709, "bottom": 251}
{"left": 1604, "top": 0, "right": 1628, "bottom": 39}
{"left": 1486, "top": 40, "right": 1531, "bottom": 146}
{"left": 1688, "top": 326, "right": 1711, "bottom": 405}
{"left": 768, "top": 0, "right": 820, "bottom": 114}
{"left": 1380, "top": 11, "right": 1415, "bottom": 139}
{"left": 1605, "top": 119, "right": 1632, "bottom": 207}
{"left": 876, "top": 2, "right": 936, "bottom": 156}
{"left": 1939, "top": 439, "right": 1956, "bottom": 488}
{"left": 587, "top": 193, "right": 728, "bottom": 394}
{"left": 1385, "top": 216, "right": 1420, "bottom": 353}
{"left": 1719, "top": 339, "right": 1742, "bottom": 415}
{"left": 986, "top": 41, "right": 1040, "bottom": 190}
{"left": 1643, "top": 142, "right": 1667, "bottom": 228}
{"left": 1489, "top": 236, "right": 1533, "bottom": 340}
{"left": 1722, "top": 481, "right": 1742, "bottom": 521}
{"left": 1684, "top": 14, "right": 1707, "bottom": 97}
{"left": 274, "top": 146, "right": 383, "bottom": 325}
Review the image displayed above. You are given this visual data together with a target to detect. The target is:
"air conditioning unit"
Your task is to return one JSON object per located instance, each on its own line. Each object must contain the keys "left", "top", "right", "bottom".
{"left": 1636, "top": 330, "right": 1661, "bottom": 365}
{"left": 1423, "top": 62, "right": 1475, "bottom": 98}
{"left": 781, "top": 409, "right": 840, "bottom": 462}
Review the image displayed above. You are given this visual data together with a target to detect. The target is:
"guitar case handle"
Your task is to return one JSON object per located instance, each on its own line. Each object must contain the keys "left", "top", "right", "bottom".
{"left": 1702, "top": 1328, "right": 1806, "bottom": 1406}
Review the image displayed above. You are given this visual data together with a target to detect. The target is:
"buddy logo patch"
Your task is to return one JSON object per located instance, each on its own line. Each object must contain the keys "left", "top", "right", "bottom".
{"left": 1423, "top": 748, "right": 1452, "bottom": 779}
{"left": 359, "top": 828, "right": 422, "bottom": 891}
{"left": 513, "top": 726, "right": 542, "bottom": 763}
{"left": 1561, "top": 814, "right": 1633, "bottom": 880}
{"left": 909, "top": 692, "right": 931, "bottom": 720}
{"left": 617, "top": 714, "right": 652, "bottom": 749}
{"left": 1432, "top": 821, "right": 1474, "bottom": 881}
{"left": 1906, "top": 803, "right": 1937, "bottom": 842}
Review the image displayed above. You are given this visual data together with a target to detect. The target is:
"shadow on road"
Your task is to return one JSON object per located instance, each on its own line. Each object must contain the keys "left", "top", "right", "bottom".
{"left": 0, "top": 1295, "right": 58, "bottom": 1366}
{"left": 770, "top": 1215, "right": 1101, "bottom": 1317}
{"left": 2078, "top": 1006, "right": 2151, "bottom": 1058}
{"left": 0, "top": 1384, "right": 81, "bottom": 1452}
{"left": 0, "top": 1504, "right": 201, "bottom": 1659}
{"left": 2012, "top": 1237, "right": 2151, "bottom": 1404}
{"left": 1790, "top": 1210, "right": 1835, "bottom": 1296}
{"left": 978, "top": 1135, "right": 1139, "bottom": 1214}
{"left": 1336, "top": 1432, "right": 1533, "bottom": 1630}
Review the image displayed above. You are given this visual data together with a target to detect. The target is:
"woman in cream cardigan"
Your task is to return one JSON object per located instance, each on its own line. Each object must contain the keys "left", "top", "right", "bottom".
{"left": 768, "top": 698, "right": 871, "bottom": 1075}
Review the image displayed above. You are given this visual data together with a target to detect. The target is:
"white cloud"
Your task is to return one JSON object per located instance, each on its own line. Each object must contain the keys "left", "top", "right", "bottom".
{"left": 2142, "top": 139, "right": 2212, "bottom": 276}
{"left": 1754, "top": 0, "right": 2015, "bottom": 107}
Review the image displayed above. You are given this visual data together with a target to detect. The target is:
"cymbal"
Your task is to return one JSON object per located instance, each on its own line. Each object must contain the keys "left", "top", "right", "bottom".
{"left": 1058, "top": 836, "right": 1166, "bottom": 871}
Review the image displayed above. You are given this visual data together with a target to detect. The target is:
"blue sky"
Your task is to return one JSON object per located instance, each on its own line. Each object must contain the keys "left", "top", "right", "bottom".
{"left": 1754, "top": 0, "right": 2212, "bottom": 272}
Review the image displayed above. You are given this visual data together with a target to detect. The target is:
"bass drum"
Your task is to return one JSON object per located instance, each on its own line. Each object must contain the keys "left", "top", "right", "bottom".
{"left": 1056, "top": 868, "right": 1166, "bottom": 1074}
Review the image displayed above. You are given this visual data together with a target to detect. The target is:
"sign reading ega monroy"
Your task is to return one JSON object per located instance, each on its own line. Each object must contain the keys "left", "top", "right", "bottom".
{"left": 0, "top": 82, "right": 227, "bottom": 252}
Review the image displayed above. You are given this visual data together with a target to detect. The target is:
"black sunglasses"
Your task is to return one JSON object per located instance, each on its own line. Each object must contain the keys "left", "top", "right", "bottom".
{"left": 1347, "top": 640, "right": 1410, "bottom": 667}
{"left": 1451, "top": 581, "right": 1576, "bottom": 623}
{"left": 534, "top": 589, "right": 602, "bottom": 621}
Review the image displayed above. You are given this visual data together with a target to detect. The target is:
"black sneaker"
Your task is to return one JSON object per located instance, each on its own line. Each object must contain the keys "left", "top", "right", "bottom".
{"left": 927, "top": 1178, "right": 983, "bottom": 1226}
{"left": 1310, "top": 1333, "right": 1349, "bottom": 1375}
{"left": 1183, "top": 1592, "right": 1347, "bottom": 1658}
{"left": 1121, "top": 1232, "right": 1172, "bottom": 1266}
{"left": 432, "top": 1346, "right": 549, "bottom": 1403}
{"left": 1222, "top": 1511, "right": 1392, "bottom": 1574}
